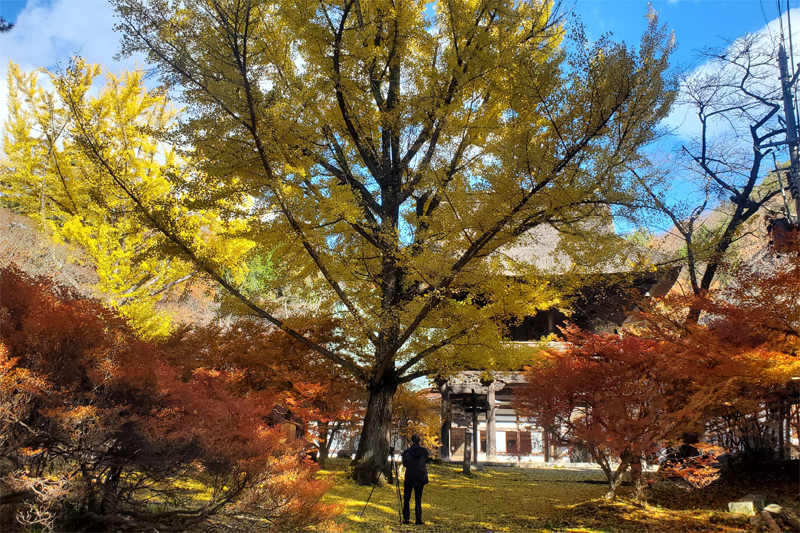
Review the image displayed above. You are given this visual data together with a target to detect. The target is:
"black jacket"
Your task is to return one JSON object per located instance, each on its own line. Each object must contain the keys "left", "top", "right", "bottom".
{"left": 402, "top": 443, "right": 429, "bottom": 486}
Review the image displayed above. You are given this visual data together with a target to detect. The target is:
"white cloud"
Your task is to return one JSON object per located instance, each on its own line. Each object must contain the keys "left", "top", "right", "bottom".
{"left": 664, "top": 7, "right": 800, "bottom": 140}
{"left": 3, "top": 0, "right": 800, "bottom": 148}
{"left": 0, "top": 0, "right": 146, "bottom": 128}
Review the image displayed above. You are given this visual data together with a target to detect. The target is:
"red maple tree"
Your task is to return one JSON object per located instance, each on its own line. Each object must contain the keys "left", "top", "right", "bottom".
{"left": 644, "top": 253, "right": 800, "bottom": 461}
{"left": 515, "top": 250, "right": 800, "bottom": 500}
{"left": 515, "top": 326, "right": 675, "bottom": 499}
{"left": 0, "top": 267, "right": 339, "bottom": 532}
{"left": 160, "top": 317, "right": 364, "bottom": 466}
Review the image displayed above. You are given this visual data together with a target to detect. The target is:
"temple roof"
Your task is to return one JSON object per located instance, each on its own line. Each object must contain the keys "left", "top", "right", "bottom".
{"left": 496, "top": 219, "right": 672, "bottom": 276}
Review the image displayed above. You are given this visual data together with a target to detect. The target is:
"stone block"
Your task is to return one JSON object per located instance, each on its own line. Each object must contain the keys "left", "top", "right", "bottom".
{"left": 728, "top": 494, "right": 766, "bottom": 516}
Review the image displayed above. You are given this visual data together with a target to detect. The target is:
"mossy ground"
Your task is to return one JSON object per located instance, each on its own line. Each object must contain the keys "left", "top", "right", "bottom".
{"left": 314, "top": 459, "right": 794, "bottom": 532}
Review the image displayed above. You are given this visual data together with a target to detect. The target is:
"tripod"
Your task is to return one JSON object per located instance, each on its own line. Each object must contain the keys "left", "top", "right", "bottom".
{"left": 359, "top": 446, "right": 404, "bottom": 523}
{"left": 391, "top": 448, "right": 402, "bottom": 523}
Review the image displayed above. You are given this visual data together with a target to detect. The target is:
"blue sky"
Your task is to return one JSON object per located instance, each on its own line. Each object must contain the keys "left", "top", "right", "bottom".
{"left": 0, "top": 1, "right": 29, "bottom": 23}
{"left": 1, "top": 0, "right": 797, "bottom": 233}
{"left": 572, "top": 1, "right": 787, "bottom": 68}
{"left": 0, "top": 0, "right": 790, "bottom": 70}
{"left": 0, "top": 0, "right": 793, "bottom": 130}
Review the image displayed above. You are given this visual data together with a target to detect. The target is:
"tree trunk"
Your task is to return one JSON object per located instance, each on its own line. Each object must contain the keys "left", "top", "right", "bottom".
{"left": 604, "top": 472, "right": 625, "bottom": 501}
{"left": 602, "top": 451, "right": 634, "bottom": 501}
{"left": 630, "top": 456, "right": 645, "bottom": 501}
{"left": 323, "top": 421, "right": 342, "bottom": 467}
{"left": 685, "top": 203, "right": 750, "bottom": 325}
{"left": 318, "top": 422, "right": 329, "bottom": 468}
{"left": 351, "top": 381, "right": 397, "bottom": 485}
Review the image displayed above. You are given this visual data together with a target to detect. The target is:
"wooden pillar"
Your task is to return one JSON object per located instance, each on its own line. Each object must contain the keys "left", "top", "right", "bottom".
{"left": 547, "top": 309, "right": 555, "bottom": 334}
{"left": 440, "top": 381, "right": 451, "bottom": 460}
{"left": 543, "top": 429, "right": 550, "bottom": 463}
{"left": 486, "top": 382, "right": 497, "bottom": 461}
{"left": 779, "top": 398, "right": 785, "bottom": 460}
{"left": 471, "top": 391, "right": 479, "bottom": 464}
{"left": 786, "top": 404, "right": 793, "bottom": 459}
{"left": 463, "top": 429, "right": 473, "bottom": 474}
{"left": 795, "top": 403, "right": 800, "bottom": 458}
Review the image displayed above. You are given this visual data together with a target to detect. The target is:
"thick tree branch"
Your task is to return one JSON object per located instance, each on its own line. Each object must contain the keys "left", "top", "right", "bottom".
{"left": 60, "top": 78, "right": 368, "bottom": 382}
{"left": 393, "top": 327, "right": 473, "bottom": 380}
{"left": 331, "top": 0, "right": 382, "bottom": 181}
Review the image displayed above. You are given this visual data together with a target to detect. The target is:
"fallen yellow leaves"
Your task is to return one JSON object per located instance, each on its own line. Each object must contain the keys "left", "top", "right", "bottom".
{"left": 313, "top": 460, "right": 779, "bottom": 532}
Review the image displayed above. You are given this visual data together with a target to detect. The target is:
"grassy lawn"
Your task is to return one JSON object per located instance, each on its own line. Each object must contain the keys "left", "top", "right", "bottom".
{"left": 314, "top": 459, "right": 790, "bottom": 532}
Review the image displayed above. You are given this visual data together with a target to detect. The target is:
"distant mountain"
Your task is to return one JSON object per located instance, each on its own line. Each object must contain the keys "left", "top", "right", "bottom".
{"left": 650, "top": 190, "right": 793, "bottom": 293}
{"left": 0, "top": 207, "right": 98, "bottom": 295}
{"left": 0, "top": 207, "right": 219, "bottom": 327}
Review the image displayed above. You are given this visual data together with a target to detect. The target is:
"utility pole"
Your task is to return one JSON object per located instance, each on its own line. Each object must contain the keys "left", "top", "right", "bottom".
{"left": 778, "top": 43, "right": 800, "bottom": 218}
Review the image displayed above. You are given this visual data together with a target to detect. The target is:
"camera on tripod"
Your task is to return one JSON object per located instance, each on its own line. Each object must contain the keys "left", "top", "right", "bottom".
{"left": 359, "top": 445, "right": 403, "bottom": 522}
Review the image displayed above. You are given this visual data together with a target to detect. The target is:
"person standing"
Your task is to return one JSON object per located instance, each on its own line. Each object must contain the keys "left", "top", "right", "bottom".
{"left": 401, "top": 434, "right": 429, "bottom": 525}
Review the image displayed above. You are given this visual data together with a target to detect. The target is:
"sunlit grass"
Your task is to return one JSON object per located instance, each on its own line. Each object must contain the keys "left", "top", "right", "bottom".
{"left": 312, "top": 460, "right": 755, "bottom": 532}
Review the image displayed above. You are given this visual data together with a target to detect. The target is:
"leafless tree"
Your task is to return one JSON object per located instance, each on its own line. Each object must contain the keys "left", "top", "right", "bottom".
{"left": 633, "top": 34, "right": 790, "bottom": 322}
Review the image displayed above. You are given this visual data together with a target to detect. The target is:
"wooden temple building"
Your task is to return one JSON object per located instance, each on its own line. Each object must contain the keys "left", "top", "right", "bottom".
{"left": 437, "top": 224, "right": 680, "bottom": 464}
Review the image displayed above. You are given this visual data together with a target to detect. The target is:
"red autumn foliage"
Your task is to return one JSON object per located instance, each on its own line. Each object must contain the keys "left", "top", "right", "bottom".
{"left": 515, "top": 251, "right": 800, "bottom": 500}
{"left": 515, "top": 326, "right": 675, "bottom": 500}
{"left": 637, "top": 253, "right": 799, "bottom": 459}
{"left": 0, "top": 267, "right": 339, "bottom": 532}
{"left": 160, "top": 318, "right": 364, "bottom": 465}
{"left": 658, "top": 442, "right": 724, "bottom": 489}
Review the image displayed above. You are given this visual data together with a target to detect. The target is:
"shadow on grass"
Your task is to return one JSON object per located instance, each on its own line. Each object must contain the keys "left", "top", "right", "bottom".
{"left": 547, "top": 500, "right": 752, "bottom": 533}
{"left": 318, "top": 462, "right": 612, "bottom": 532}
{"left": 316, "top": 460, "right": 793, "bottom": 532}
{"left": 648, "top": 460, "right": 800, "bottom": 512}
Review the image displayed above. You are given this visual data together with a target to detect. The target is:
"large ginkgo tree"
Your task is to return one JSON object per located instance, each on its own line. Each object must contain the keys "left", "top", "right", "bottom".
{"left": 2, "top": 0, "right": 675, "bottom": 483}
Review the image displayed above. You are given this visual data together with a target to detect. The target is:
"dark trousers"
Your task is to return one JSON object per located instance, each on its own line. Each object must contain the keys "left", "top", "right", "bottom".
{"left": 403, "top": 483, "right": 424, "bottom": 523}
